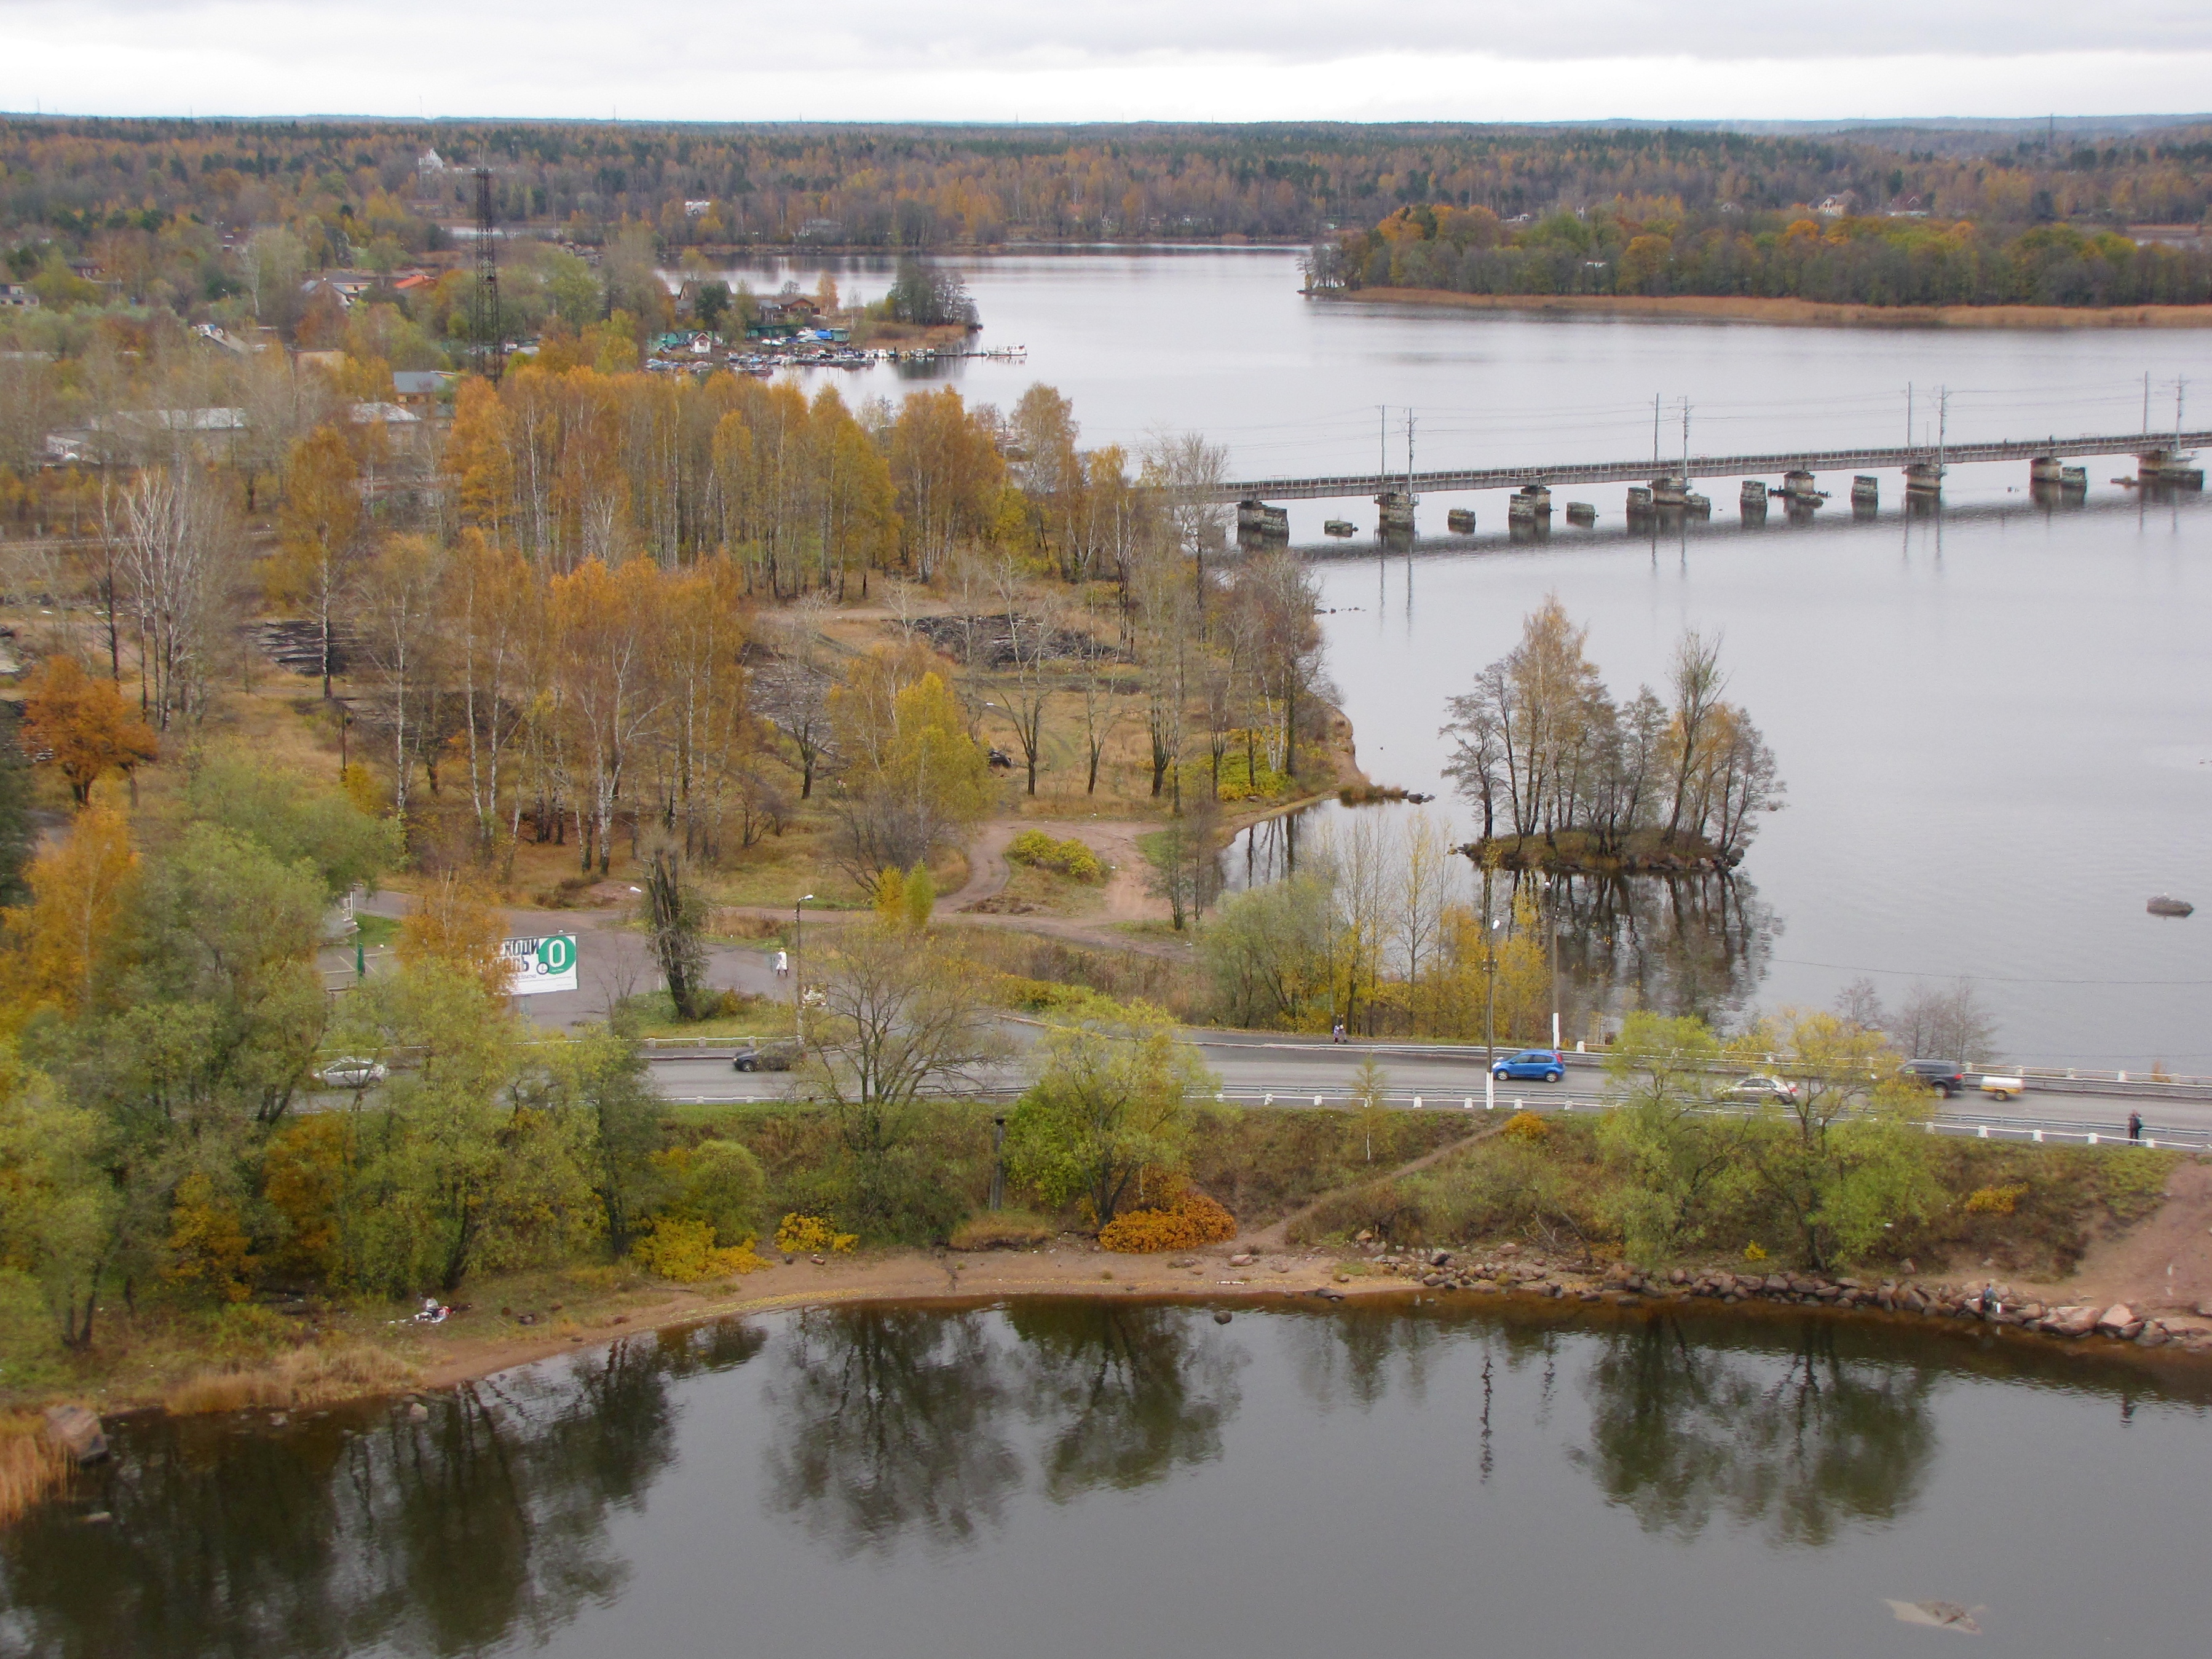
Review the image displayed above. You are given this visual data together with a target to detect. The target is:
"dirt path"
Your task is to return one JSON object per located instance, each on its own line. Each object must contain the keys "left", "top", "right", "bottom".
{"left": 2016, "top": 1158, "right": 2212, "bottom": 1315}
{"left": 1242, "top": 1122, "right": 1505, "bottom": 1252}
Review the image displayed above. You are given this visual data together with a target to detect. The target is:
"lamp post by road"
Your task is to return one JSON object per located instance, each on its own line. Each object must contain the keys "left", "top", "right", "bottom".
{"left": 1541, "top": 872, "right": 1562, "bottom": 1053}
{"left": 792, "top": 893, "right": 814, "bottom": 1044}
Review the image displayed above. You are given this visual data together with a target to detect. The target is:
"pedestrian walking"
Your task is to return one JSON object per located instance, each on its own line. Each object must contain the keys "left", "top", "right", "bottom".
{"left": 775, "top": 949, "right": 789, "bottom": 980}
{"left": 1332, "top": 1020, "right": 1346, "bottom": 1043}
{"left": 2127, "top": 1111, "right": 2143, "bottom": 1143}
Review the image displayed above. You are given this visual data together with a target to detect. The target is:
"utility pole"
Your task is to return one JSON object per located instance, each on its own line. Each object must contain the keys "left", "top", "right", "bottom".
{"left": 1906, "top": 382, "right": 1913, "bottom": 448}
{"left": 1680, "top": 396, "right": 1691, "bottom": 488}
{"left": 2144, "top": 370, "right": 2152, "bottom": 434}
{"left": 1653, "top": 394, "right": 1661, "bottom": 467}
{"left": 473, "top": 167, "right": 504, "bottom": 384}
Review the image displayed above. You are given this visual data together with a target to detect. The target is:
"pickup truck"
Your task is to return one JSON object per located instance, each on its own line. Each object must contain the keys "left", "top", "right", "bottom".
{"left": 1977, "top": 1072, "right": 2026, "bottom": 1103}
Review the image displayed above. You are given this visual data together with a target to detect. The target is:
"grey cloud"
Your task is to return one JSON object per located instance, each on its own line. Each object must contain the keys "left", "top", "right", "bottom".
{"left": 22, "top": 0, "right": 2212, "bottom": 63}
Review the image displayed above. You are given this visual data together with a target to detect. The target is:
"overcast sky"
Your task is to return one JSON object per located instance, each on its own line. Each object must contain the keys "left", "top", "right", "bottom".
{"left": 5, "top": 1, "right": 2211, "bottom": 123}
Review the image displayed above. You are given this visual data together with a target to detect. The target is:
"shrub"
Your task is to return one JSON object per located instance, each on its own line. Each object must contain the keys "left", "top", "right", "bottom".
{"left": 1502, "top": 1111, "right": 1550, "bottom": 1144}
{"left": 1964, "top": 1182, "right": 2029, "bottom": 1216}
{"left": 1007, "top": 830, "right": 1105, "bottom": 883}
{"left": 949, "top": 1210, "right": 1058, "bottom": 1250}
{"left": 1097, "top": 1192, "right": 1238, "bottom": 1253}
{"left": 631, "top": 1216, "right": 767, "bottom": 1282}
{"left": 775, "top": 1213, "right": 858, "bottom": 1255}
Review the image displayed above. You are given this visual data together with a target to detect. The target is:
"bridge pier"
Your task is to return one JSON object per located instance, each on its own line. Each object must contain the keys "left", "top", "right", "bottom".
{"left": 1507, "top": 484, "right": 1552, "bottom": 525}
{"left": 1905, "top": 461, "right": 1943, "bottom": 502}
{"left": 1375, "top": 489, "right": 1416, "bottom": 534}
{"left": 1236, "top": 498, "right": 1288, "bottom": 546}
{"left": 2138, "top": 449, "right": 2205, "bottom": 489}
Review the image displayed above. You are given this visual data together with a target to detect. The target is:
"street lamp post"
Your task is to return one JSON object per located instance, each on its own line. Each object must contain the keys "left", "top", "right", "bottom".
{"left": 793, "top": 893, "right": 814, "bottom": 1044}
{"left": 1542, "top": 872, "right": 1562, "bottom": 1053}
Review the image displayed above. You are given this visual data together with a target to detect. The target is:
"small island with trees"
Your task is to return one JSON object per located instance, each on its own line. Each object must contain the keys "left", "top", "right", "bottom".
{"left": 1442, "top": 599, "right": 1782, "bottom": 874}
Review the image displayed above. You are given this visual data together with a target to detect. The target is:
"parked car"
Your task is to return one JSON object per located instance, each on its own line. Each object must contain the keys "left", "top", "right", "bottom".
{"left": 1900, "top": 1059, "right": 1967, "bottom": 1097}
{"left": 1720, "top": 1074, "right": 1799, "bottom": 1105}
{"left": 1491, "top": 1049, "right": 1566, "bottom": 1083}
{"left": 1978, "top": 1072, "right": 2026, "bottom": 1102}
{"left": 732, "top": 1039, "right": 800, "bottom": 1073}
{"left": 314, "top": 1056, "right": 387, "bottom": 1088}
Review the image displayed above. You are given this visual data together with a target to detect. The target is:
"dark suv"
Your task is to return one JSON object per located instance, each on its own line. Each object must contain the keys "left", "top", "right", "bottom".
{"left": 732, "top": 1039, "right": 800, "bottom": 1073}
{"left": 1899, "top": 1059, "right": 1966, "bottom": 1098}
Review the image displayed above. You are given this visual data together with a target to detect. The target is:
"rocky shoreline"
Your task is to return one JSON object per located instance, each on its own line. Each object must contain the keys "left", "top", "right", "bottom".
{"left": 1324, "top": 1240, "right": 2212, "bottom": 1353}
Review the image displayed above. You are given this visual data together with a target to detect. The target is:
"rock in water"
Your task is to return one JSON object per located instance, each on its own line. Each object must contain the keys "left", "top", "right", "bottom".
{"left": 2147, "top": 895, "right": 2195, "bottom": 918}
{"left": 43, "top": 1404, "right": 106, "bottom": 1463}
{"left": 1884, "top": 1599, "right": 1984, "bottom": 1633}
{"left": 1213, "top": 1310, "right": 1233, "bottom": 1324}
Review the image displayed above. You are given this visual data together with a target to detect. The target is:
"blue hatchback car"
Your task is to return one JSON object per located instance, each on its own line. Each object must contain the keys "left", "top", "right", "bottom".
{"left": 1491, "top": 1049, "right": 1566, "bottom": 1082}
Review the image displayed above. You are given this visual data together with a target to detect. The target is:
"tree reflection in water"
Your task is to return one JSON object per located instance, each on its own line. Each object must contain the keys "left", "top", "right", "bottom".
{"left": 0, "top": 1320, "right": 761, "bottom": 1659}
{"left": 1544, "top": 871, "right": 1780, "bottom": 1033}
{"left": 1009, "top": 1301, "right": 1242, "bottom": 1499}
{"left": 1569, "top": 1318, "right": 1937, "bottom": 1546}
{"left": 763, "top": 1307, "right": 1023, "bottom": 1557}
{"left": 763, "top": 1301, "right": 1245, "bottom": 1551}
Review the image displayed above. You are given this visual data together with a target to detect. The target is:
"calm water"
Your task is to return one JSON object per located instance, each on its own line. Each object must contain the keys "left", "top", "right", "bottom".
{"left": 722, "top": 248, "right": 2212, "bottom": 1067}
{"left": 10, "top": 1299, "right": 2209, "bottom": 1658}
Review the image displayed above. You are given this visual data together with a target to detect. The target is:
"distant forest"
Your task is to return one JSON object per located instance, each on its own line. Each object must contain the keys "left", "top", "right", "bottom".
{"left": 4, "top": 117, "right": 2210, "bottom": 325}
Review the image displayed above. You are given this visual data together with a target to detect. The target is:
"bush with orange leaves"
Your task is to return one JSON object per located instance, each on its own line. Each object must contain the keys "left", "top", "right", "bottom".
{"left": 1097, "top": 1192, "right": 1237, "bottom": 1254}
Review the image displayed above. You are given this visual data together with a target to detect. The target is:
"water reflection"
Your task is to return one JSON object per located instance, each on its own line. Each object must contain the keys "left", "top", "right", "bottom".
{"left": 1552, "top": 869, "right": 1780, "bottom": 1030}
{"left": 764, "top": 1307, "right": 1022, "bottom": 1557}
{"left": 762, "top": 1301, "right": 1244, "bottom": 1551}
{"left": 0, "top": 1321, "right": 761, "bottom": 1659}
{"left": 12, "top": 1301, "right": 2211, "bottom": 1658}
{"left": 1221, "top": 810, "right": 1777, "bottom": 1029}
{"left": 1010, "top": 1302, "right": 1242, "bottom": 1497}
{"left": 1570, "top": 1318, "right": 1937, "bottom": 1546}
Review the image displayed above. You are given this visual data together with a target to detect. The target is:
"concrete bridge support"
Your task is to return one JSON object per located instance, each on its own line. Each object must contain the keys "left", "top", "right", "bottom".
{"left": 1376, "top": 489, "right": 1416, "bottom": 534}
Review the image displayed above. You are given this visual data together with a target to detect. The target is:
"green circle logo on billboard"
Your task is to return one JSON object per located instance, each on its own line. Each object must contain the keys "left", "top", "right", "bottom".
{"left": 500, "top": 934, "right": 580, "bottom": 996}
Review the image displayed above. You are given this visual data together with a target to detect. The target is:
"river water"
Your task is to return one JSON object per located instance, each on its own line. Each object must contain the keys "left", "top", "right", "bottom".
{"left": 717, "top": 249, "right": 2212, "bottom": 1067}
{"left": 10, "top": 1299, "right": 2209, "bottom": 1658}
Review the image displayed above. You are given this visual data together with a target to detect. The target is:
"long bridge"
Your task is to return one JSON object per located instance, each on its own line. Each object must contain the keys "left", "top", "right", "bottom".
{"left": 1212, "top": 427, "right": 2212, "bottom": 504}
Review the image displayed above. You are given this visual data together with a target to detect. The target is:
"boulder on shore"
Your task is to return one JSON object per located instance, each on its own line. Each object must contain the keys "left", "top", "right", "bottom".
{"left": 2042, "top": 1305, "right": 2102, "bottom": 1337}
{"left": 2096, "top": 1304, "right": 2144, "bottom": 1339}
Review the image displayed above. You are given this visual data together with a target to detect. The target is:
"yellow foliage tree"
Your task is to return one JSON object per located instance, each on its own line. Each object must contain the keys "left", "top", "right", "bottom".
{"left": 0, "top": 801, "right": 137, "bottom": 1027}
{"left": 396, "top": 873, "right": 515, "bottom": 999}
{"left": 270, "top": 424, "right": 363, "bottom": 698}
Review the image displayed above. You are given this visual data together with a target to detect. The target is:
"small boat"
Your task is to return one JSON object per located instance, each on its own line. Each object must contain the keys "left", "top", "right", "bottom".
{"left": 1323, "top": 519, "right": 1356, "bottom": 537}
{"left": 2148, "top": 894, "right": 2195, "bottom": 918}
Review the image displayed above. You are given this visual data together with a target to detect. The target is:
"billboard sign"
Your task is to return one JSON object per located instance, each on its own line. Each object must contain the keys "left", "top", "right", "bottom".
{"left": 501, "top": 934, "right": 579, "bottom": 996}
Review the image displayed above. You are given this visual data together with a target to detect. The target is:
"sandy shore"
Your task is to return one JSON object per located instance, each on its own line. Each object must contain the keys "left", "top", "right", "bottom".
{"left": 409, "top": 1243, "right": 1354, "bottom": 1389}
{"left": 1314, "top": 288, "right": 2212, "bottom": 330}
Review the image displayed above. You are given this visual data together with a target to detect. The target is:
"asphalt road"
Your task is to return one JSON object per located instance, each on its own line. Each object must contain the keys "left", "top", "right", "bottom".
{"left": 644, "top": 1029, "right": 2212, "bottom": 1145}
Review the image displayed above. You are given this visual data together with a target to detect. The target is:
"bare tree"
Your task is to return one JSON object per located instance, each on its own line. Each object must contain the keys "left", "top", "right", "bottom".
{"left": 118, "top": 460, "right": 239, "bottom": 729}
{"left": 1892, "top": 980, "right": 2001, "bottom": 1066}
{"left": 756, "top": 595, "right": 835, "bottom": 799}
{"left": 995, "top": 558, "right": 1053, "bottom": 796}
{"left": 1078, "top": 669, "right": 1124, "bottom": 796}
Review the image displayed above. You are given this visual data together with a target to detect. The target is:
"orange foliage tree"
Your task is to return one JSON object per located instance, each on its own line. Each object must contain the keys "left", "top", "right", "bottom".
{"left": 18, "top": 656, "right": 159, "bottom": 805}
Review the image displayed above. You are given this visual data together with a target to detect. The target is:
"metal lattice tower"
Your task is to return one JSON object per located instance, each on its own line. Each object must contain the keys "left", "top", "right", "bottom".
{"left": 472, "top": 167, "right": 503, "bottom": 384}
